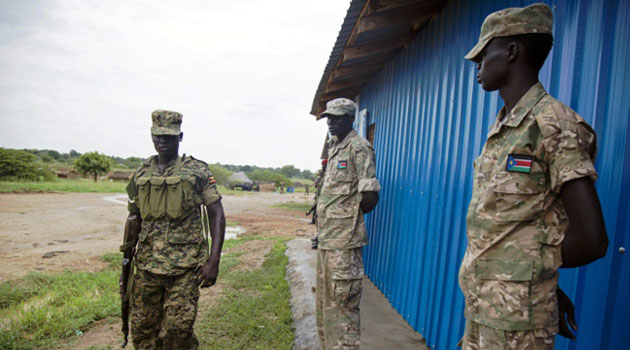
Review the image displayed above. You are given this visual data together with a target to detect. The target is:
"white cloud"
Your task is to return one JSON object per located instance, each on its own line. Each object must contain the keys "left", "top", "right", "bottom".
{"left": 0, "top": 0, "right": 349, "bottom": 170}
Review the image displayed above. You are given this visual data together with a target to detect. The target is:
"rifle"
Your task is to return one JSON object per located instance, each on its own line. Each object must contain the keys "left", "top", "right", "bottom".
{"left": 119, "top": 214, "right": 141, "bottom": 348}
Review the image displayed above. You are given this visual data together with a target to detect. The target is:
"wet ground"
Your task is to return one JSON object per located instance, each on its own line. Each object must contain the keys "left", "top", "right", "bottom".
{"left": 286, "top": 239, "right": 429, "bottom": 350}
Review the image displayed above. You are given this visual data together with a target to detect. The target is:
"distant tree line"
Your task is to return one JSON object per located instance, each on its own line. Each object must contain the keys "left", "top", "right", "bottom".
{"left": 219, "top": 164, "right": 313, "bottom": 180}
{"left": 208, "top": 163, "right": 315, "bottom": 187}
{"left": 1, "top": 147, "right": 315, "bottom": 186}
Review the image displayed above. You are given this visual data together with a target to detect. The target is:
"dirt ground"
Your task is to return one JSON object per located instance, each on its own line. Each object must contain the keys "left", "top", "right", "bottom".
{"left": 1, "top": 191, "right": 426, "bottom": 349}
{"left": 0, "top": 191, "right": 315, "bottom": 282}
{"left": 0, "top": 191, "right": 316, "bottom": 349}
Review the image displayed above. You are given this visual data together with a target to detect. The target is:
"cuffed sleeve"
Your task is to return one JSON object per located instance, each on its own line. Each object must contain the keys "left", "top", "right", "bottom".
{"left": 196, "top": 166, "right": 222, "bottom": 205}
{"left": 542, "top": 119, "right": 598, "bottom": 193}
{"left": 354, "top": 144, "right": 381, "bottom": 193}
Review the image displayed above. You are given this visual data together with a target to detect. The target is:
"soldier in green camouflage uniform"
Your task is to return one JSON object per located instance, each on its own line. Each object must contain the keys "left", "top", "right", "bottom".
{"left": 316, "top": 98, "right": 380, "bottom": 350}
{"left": 459, "top": 4, "right": 608, "bottom": 349}
{"left": 125, "top": 110, "right": 226, "bottom": 350}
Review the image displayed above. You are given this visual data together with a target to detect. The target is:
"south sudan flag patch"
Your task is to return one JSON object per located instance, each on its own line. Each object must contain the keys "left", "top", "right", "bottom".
{"left": 506, "top": 154, "right": 532, "bottom": 173}
{"left": 337, "top": 161, "right": 348, "bottom": 170}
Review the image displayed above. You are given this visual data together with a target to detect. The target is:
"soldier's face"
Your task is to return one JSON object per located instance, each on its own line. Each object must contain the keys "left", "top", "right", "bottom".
{"left": 152, "top": 133, "right": 181, "bottom": 157}
{"left": 326, "top": 114, "right": 354, "bottom": 137}
{"left": 477, "top": 38, "right": 509, "bottom": 91}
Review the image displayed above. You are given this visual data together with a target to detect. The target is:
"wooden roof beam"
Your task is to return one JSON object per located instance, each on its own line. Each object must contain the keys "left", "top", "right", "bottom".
{"left": 332, "top": 54, "right": 396, "bottom": 81}
{"left": 325, "top": 76, "right": 372, "bottom": 93}
{"left": 358, "top": 2, "right": 442, "bottom": 33}
{"left": 368, "top": 0, "right": 418, "bottom": 13}
{"left": 342, "top": 32, "right": 416, "bottom": 62}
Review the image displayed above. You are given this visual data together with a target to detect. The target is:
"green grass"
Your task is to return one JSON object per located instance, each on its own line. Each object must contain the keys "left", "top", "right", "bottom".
{"left": 0, "top": 180, "right": 255, "bottom": 195}
{"left": 197, "top": 238, "right": 294, "bottom": 350}
{"left": 0, "top": 178, "right": 127, "bottom": 193}
{"left": 273, "top": 201, "right": 313, "bottom": 212}
{"left": 0, "top": 255, "right": 120, "bottom": 350}
{"left": 0, "top": 237, "right": 294, "bottom": 350}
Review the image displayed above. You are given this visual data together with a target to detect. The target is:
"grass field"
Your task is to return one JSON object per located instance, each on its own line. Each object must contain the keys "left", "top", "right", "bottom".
{"left": 0, "top": 178, "right": 248, "bottom": 196}
{"left": 273, "top": 201, "right": 313, "bottom": 212}
{"left": 0, "top": 254, "right": 120, "bottom": 350}
{"left": 0, "top": 178, "right": 127, "bottom": 193}
{"left": 196, "top": 237, "right": 294, "bottom": 349}
{"left": 0, "top": 238, "right": 293, "bottom": 350}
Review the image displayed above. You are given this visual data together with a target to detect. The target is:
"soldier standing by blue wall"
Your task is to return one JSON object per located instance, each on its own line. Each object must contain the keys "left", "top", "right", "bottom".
{"left": 316, "top": 98, "right": 380, "bottom": 349}
{"left": 122, "top": 110, "right": 226, "bottom": 349}
{"left": 458, "top": 4, "right": 608, "bottom": 349}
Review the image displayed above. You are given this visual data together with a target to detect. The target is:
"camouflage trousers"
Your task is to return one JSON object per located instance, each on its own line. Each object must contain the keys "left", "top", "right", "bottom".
{"left": 459, "top": 320, "right": 555, "bottom": 350}
{"left": 130, "top": 268, "right": 200, "bottom": 350}
{"left": 316, "top": 248, "right": 363, "bottom": 350}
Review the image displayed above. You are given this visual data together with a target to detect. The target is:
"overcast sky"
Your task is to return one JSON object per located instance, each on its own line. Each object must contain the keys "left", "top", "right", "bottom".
{"left": 0, "top": 0, "right": 348, "bottom": 171}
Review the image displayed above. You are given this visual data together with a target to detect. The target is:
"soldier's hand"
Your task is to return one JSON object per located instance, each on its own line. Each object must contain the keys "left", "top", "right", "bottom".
{"left": 557, "top": 288, "right": 578, "bottom": 339}
{"left": 196, "top": 260, "right": 219, "bottom": 288}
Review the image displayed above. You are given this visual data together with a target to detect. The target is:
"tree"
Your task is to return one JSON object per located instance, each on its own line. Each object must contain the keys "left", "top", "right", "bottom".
{"left": 74, "top": 152, "right": 112, "bottom": 182}
{"left": 280, "top": 165, "right": 300, "bottom": 179}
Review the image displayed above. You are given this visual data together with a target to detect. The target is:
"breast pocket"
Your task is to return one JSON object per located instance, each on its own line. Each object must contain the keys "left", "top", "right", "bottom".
{"left": 326, "top": 171, "right": 355, "bottom": 195}
{"left": 492, "top": 171, "right": 546, "bottom": 222}
{"left": 476, "top": 259, "right": 533, "bottom": 328}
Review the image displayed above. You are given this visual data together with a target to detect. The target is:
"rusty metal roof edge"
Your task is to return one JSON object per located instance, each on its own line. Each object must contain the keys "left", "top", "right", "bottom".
{"left": 310, "top": 0, "right": 367, "bottom": 117}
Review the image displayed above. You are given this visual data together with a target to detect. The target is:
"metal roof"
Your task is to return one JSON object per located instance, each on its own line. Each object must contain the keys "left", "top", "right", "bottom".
{"left": 310, "top": 0, "right": 447, "bottom": 117}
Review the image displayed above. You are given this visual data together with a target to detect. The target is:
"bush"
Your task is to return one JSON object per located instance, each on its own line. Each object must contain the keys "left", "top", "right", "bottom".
{"left": 0, "top": 148, "right": 55, "bottom": 181}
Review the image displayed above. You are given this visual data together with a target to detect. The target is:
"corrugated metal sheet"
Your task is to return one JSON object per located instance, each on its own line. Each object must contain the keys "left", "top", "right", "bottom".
{"left": 357, "top": 1, "right": 630, "bottom": 349}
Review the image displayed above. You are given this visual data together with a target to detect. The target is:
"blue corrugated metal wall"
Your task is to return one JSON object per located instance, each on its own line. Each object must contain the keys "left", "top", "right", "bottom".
{"left": 357, "top": 1, "right": 630, "bottom": 349}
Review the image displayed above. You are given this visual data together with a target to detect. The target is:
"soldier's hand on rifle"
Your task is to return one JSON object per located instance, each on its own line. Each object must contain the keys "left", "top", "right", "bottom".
{"left": 557, "top": 288, "right": 578, "bottom": 339}
{"left": 196, "top": 259, "right": 219, "bottom": 288}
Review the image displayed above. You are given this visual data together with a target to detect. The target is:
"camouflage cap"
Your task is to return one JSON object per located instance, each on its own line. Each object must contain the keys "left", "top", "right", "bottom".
{"left": 320, "top": 98, "right": 356, "bottom": 119}
{"left": 465, "top": 3, "right": 553, "bottom": 62}
{"left": 151, "top": 110, "right": 182, "bottom": 135}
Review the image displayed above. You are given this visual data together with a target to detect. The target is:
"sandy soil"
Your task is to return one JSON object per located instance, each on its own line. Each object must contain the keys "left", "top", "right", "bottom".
{"left": 0, "top": 190, "right": 315, "bottom": 349}
{"left": 0, "top": 191, "right": 315, "bottom": 282}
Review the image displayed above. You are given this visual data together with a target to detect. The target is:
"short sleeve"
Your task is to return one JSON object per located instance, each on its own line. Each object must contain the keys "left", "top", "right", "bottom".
{"left": 355, "top": 144, "right": 381, "bottom": 193}
{"left": 543, "top": 120, "right": 598, "bottom": 193}
{"left": 197, "top": 166, "right": 222, "bottom": 206}
{"left": 126, "top": 174, "right": 140, "bottom": 215}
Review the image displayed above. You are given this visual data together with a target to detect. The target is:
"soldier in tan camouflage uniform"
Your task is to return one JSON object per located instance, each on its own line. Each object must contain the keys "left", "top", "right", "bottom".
{"left": 316, "top": 98, "right": 380, "bottom": 350}
{"left": 459, "top": 4, "right": 608, "bottom": 349}
{"left": 124, "top": 110, "right": 226, "bottom": 350}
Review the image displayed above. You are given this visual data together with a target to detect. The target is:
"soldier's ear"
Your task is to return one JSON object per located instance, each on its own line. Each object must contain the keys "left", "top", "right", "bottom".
{"left": 506, "top": 41, "right": 518, "bottom": 63}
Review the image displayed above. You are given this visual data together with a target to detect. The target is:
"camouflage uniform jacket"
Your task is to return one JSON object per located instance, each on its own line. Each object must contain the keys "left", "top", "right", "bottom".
{"left": 126, "top": 154, "right": 222, "bottom": 275}
{"left": 317, "top": 130, "right": 381, "bottom": 250}
{"left": 458, "top": 83, "right": 598, "bottom": 331}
